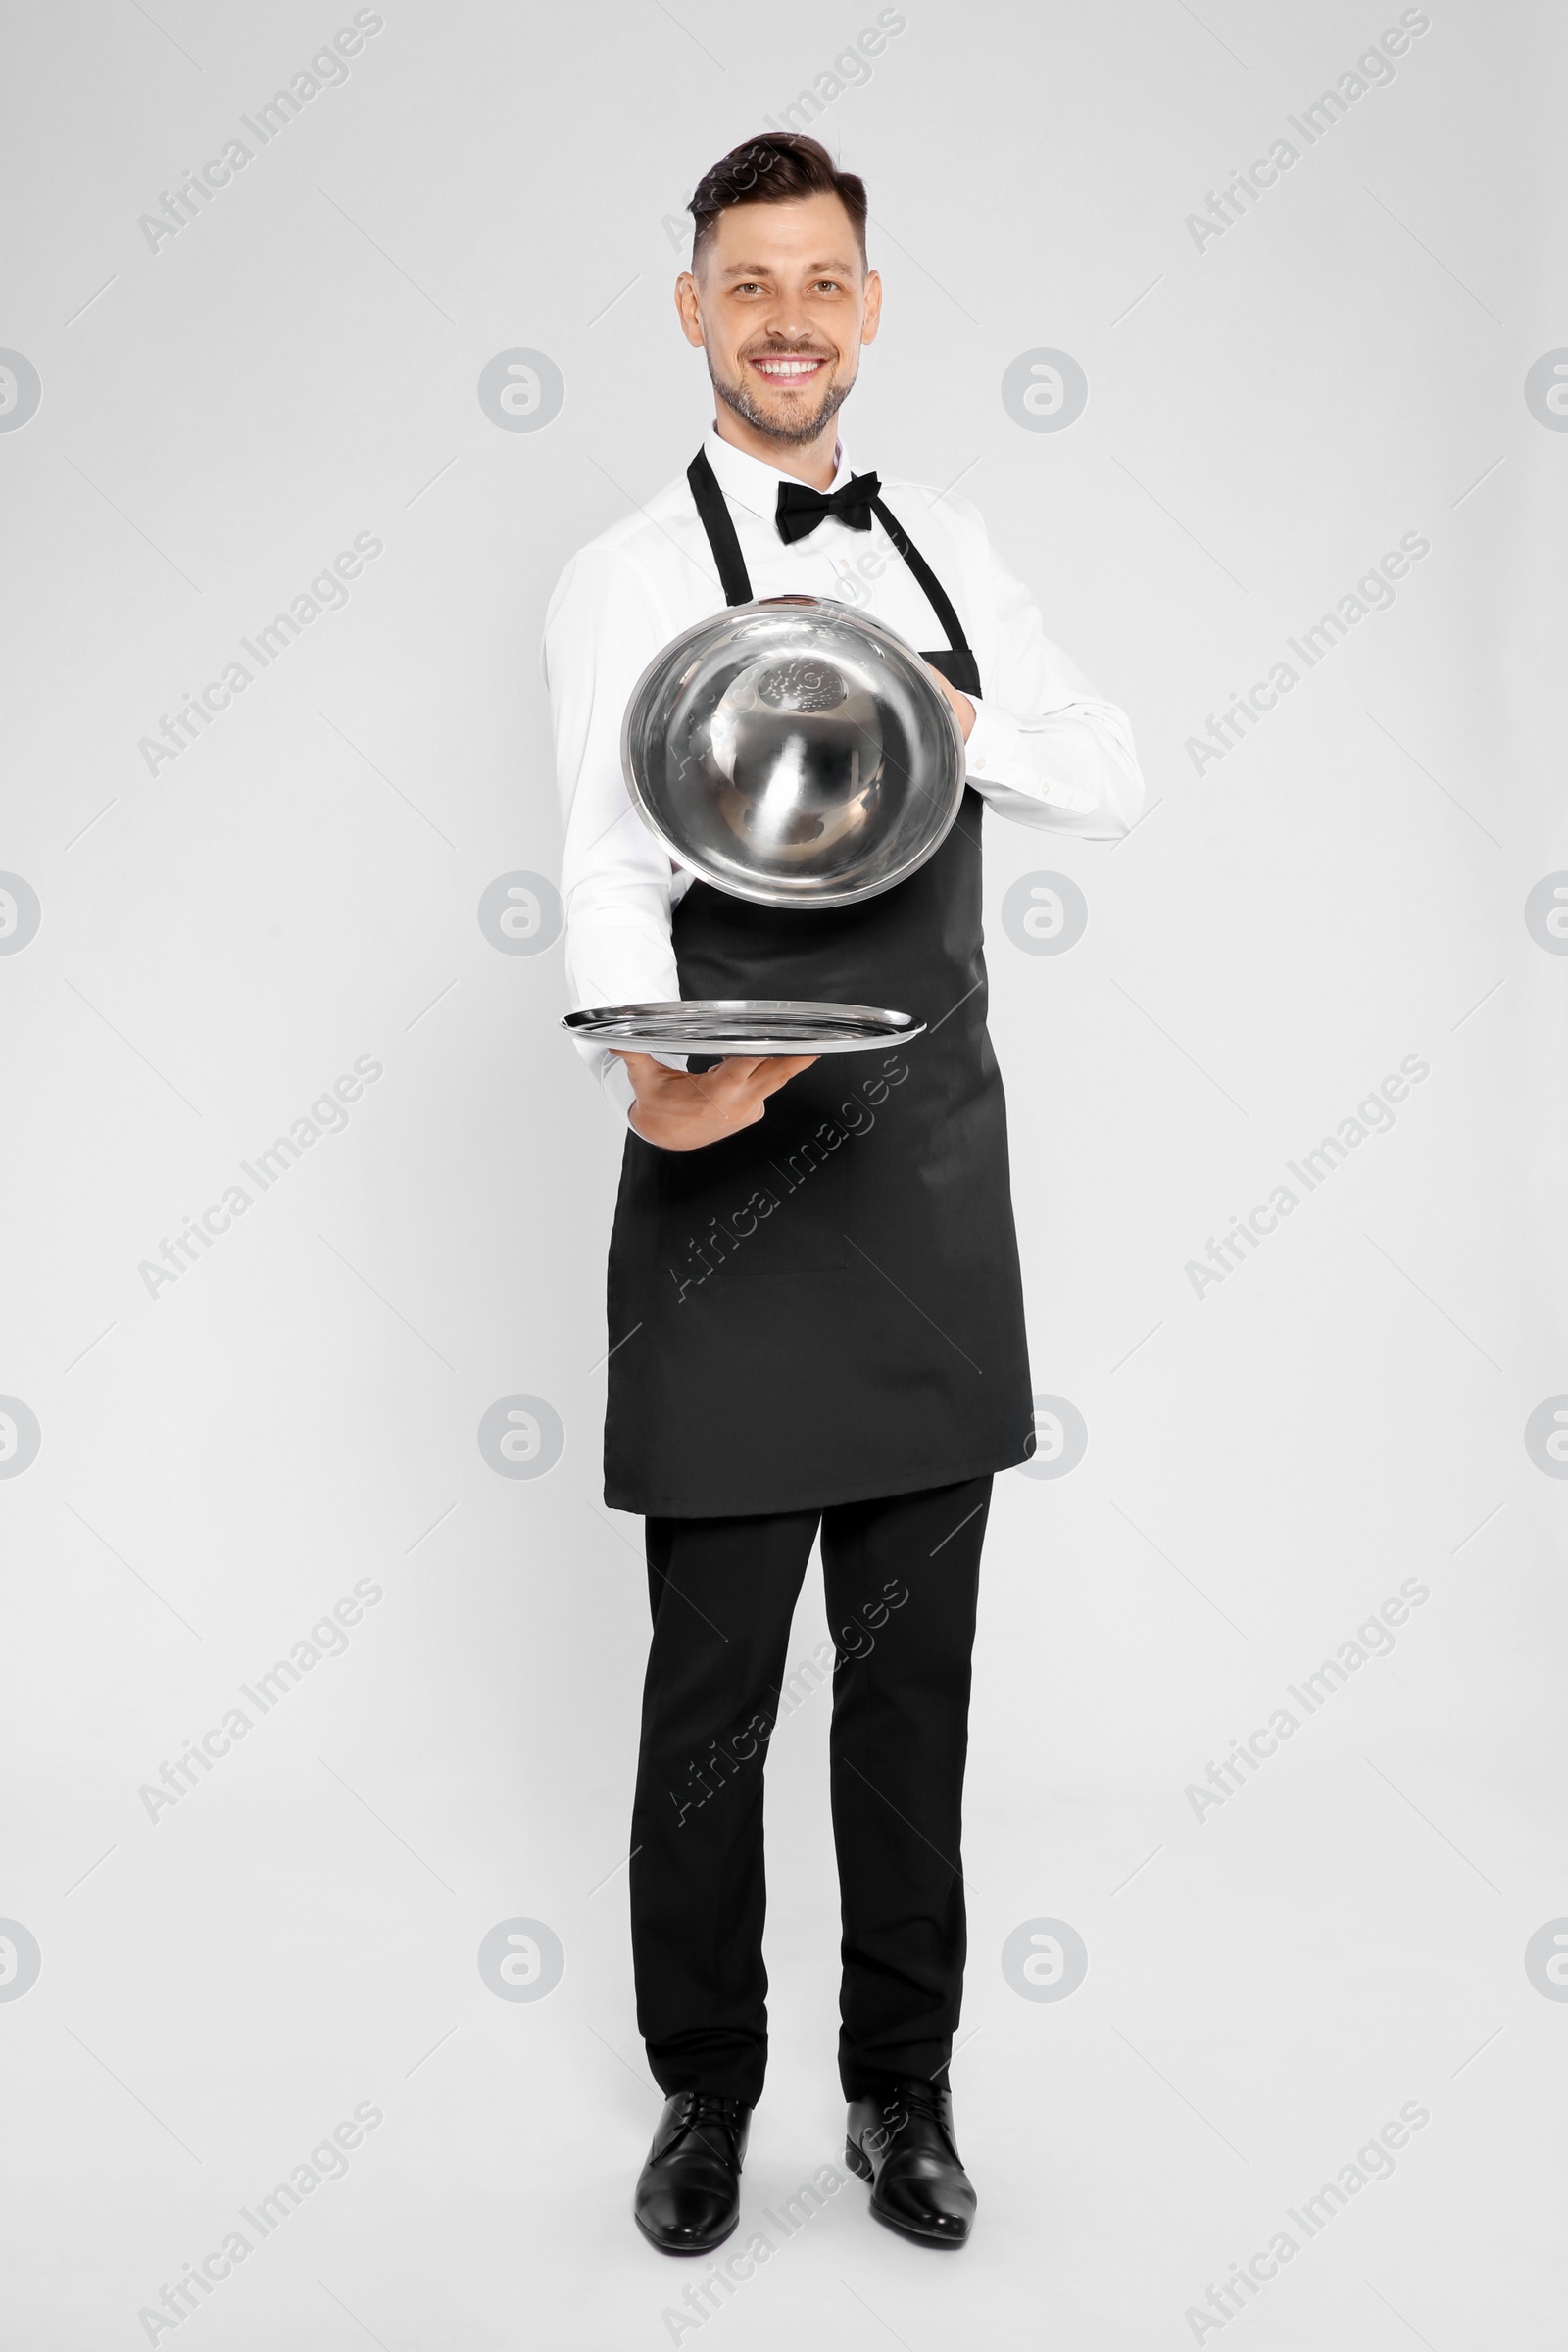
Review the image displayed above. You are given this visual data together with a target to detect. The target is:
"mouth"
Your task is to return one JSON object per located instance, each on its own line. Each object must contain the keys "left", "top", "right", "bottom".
{"left": 747, "top": 353, "right": 831, "bottom": 386}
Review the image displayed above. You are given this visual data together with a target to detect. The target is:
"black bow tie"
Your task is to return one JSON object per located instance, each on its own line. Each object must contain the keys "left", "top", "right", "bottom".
{"left": 775, "top": 470, "right": 882, "bottom": 544}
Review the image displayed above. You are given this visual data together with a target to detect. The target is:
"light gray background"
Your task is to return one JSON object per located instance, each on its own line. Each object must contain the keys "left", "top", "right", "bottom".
{"left": 3, "top": 2, "right": 1565, "bottom": 2345}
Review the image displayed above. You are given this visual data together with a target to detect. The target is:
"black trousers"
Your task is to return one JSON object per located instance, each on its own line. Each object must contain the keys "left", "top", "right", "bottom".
{"left": 628, "top": 1474, "right": 991, "bottom": 2107}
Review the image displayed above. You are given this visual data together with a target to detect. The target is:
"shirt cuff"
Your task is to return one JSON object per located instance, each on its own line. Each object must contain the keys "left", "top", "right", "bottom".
{"left": 962, "top": 695, "right": 1017, "bottom": 784}
{"left": 602, "top": 1053, "right": 636, "bottom": 1126}
{"left": 961, "top": 693, "right": 1132, "bottom": 825}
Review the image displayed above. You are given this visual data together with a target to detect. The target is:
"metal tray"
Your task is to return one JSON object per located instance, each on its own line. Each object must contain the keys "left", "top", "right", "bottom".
{"left": 562, "top": 999, "right": 924, "bottom": 1055}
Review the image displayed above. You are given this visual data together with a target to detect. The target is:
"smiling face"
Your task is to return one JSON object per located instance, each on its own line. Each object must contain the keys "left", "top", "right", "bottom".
{"left": 677, "top": 191, "right": 882, "bottom": 472}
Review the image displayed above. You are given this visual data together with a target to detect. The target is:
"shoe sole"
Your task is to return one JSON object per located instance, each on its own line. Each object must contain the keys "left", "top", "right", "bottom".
{"left": 844, "top": 2137, "right": 971, "bottom": 2249}
{"left": 633, "top": 2208, "right": 740, "bottom": 2258}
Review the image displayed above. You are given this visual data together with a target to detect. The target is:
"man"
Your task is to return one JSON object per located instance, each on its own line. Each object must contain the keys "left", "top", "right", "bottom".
{"left": 545, "top": 133, "right": 1143, "bottom": 2256}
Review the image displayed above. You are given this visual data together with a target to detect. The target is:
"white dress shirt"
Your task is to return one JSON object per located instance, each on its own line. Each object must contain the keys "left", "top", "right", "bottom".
{"left": 544, "top": 423, "right": 1145, "bottom": 1123}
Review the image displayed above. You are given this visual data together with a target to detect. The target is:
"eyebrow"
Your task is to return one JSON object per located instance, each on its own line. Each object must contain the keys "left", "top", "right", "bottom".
{"left": 717, "top": 258, "right": 858, "bottom": 279}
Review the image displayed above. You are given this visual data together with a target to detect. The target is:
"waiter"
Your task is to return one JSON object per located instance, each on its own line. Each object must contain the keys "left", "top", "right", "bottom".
{"left": 545, "top": 133, "right": 1143, "bottom": 2257}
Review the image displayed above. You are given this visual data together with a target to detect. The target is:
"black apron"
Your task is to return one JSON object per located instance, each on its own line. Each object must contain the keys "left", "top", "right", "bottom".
{"left": 602, "top": 450, "right": 1034, "bottom": 1518}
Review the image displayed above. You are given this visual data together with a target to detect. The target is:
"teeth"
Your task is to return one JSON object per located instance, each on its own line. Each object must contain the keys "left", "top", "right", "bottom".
{"left": 755, "top": 359, "right": 822, "bottom": 375}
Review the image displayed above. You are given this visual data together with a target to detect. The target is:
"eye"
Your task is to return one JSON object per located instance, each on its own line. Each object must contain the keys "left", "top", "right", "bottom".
{"left": 811, "top": 279, "right": 841, "bottom": 294}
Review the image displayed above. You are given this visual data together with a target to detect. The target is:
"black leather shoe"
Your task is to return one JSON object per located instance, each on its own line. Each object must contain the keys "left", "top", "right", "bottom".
{"left": 846, "top": 2077, "right": 976, "bottom": 2247}
{"left": 634, "top": 2091, "right": 752, "bottom": 2255}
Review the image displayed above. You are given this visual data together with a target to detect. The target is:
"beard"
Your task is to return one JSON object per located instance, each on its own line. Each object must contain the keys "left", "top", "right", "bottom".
{"left": 709, "top": 352, "right": 854, "bottom": 447}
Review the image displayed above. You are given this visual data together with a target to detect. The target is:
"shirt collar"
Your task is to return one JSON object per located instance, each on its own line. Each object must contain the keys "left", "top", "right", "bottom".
{"left": 704, "top": 421, "right": 851, "bottom": 520}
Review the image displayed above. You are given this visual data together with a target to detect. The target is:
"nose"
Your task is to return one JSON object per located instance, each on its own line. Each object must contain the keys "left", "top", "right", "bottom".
{"left": 757, "top": 295, "right": 822, "bottom": 345}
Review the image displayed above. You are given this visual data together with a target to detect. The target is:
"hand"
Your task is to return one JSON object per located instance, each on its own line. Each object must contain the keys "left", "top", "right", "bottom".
{"left": 925, "top": 662, "right": 975, "bottom": 741}
{"left": 613, "top": 1050, "right": 819, "bottom": 1151}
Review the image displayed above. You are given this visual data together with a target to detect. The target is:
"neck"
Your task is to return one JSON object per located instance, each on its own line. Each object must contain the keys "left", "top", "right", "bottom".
{"left": 711, "top": 407, "right": 839, "bottom": 489}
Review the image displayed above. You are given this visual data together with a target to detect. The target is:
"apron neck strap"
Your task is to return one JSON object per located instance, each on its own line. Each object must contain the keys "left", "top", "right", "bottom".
{"left": 869, "top": 496, "right": 973, "bottom": 662}
{"left": 687, "top": 448, "right": 753, "bottom": 606}
{"left": 686, "top": 447, "right": 977, "bottom": 667}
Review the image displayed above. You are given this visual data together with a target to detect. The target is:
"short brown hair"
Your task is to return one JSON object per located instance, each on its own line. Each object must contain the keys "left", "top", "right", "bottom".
{"left": 688, "top": 134, "right": 868, "bottom": 270}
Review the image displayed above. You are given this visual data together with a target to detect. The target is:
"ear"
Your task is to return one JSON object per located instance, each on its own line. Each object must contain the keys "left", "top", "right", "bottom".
{"left": 674, "top": 270, "right": 706, "bottom": 349}
{"left": 859, "top": 268, "right": 883, "bottom": 347}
